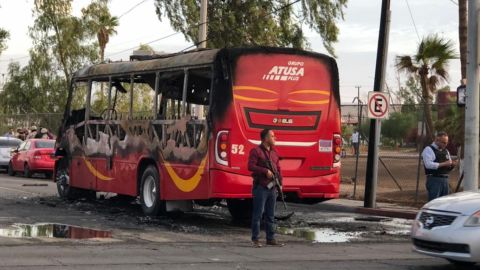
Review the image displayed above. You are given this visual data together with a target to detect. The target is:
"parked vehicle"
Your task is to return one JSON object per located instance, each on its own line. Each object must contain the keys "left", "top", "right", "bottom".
{"left": 411, "top": 191, "right": 480, "bottom": 266}
{"left": 0, "top": 137, "right": 22, "bottom": 172}
{"left": 55, "top": 47, "right": 341, "bottom": 217}
{"left": 9, "top": 139, "right": 55, "bottom": 178}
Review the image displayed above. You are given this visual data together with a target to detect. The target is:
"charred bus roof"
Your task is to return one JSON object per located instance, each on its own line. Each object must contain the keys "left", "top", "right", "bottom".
{"left": 72, "top": 47, "right": 338, "bottom": 82}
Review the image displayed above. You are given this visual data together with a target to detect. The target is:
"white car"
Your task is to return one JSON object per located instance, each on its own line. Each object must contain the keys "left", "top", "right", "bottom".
{"left": 0, "top": 137, "right": 22, "bottom": 171}
{"left": 411, "top": 191, "right": 480, "bottom": 266}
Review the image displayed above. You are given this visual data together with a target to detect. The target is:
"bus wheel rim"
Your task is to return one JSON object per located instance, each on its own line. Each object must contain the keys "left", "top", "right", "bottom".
{"left": 143, "top": 175, "right": 156, "bottom": 208}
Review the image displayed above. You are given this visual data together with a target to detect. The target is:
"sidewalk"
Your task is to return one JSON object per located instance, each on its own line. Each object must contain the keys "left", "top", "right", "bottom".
{"left": 312, "top": 199, "right": 419, "bottom": 219}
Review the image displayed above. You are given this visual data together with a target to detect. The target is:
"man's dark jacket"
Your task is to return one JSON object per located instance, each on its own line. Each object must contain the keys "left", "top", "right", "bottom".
{"left": 248, "top": 144, "right": 282, "bottom": 188}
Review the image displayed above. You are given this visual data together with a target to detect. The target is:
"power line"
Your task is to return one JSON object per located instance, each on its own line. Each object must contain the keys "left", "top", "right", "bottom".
{"left": 118, "top": 0, "right": 149, "bottom": 19}
{"left": 106, "top": 32, "right": 180, "bottom": 58}
{"left": 405, "top": 0, "right": 421, "bottom": 41}
{"left": 178, "top": 0, "right": 301, "bottom": 52}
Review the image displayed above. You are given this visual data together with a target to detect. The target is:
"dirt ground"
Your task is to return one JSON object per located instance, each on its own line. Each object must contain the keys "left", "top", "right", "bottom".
{"left": 340, "top": 155, "right": 462, "bottom": 207}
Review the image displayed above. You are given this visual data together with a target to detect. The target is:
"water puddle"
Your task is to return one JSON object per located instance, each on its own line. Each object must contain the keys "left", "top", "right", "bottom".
{"left": 0, "top": 223, "right": 112, "bottom": 239}
{"left": 277, "top": 227, "right": 363, "bottom": 243}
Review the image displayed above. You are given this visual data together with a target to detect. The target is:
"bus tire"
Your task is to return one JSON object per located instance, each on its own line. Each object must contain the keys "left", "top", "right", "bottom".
{"left": 226, "top": 199, "right": 252, "bottom": 220}
{"left": 140, "top": 166, "right": 165, "bottom": 216}
{"left": 56, "top": 168, "right": 94, "bottom": 200}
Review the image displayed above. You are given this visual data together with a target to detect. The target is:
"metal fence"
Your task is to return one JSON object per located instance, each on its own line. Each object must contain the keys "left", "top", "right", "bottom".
{"left": 340, "top": 103, "right": 464, "bottom": 207}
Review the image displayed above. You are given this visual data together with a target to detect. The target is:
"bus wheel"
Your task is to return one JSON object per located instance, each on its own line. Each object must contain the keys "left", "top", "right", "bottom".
{"left": 226, "top": 199, "right": 252, "bottom": 220}
{"left": 56, "top": 168, "right": 94, "bottom": 200}
{"left": 140, "top": 166, "right": 165, "bottom": 216}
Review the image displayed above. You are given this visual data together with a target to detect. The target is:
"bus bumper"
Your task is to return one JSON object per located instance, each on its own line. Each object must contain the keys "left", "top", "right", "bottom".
{"left": 210, "top": 169, "right": 339, "bottom": 199}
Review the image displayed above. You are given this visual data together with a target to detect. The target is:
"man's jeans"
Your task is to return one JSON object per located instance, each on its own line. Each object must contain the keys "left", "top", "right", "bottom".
{"left": 251, "top": 185, "right": 277, "bottom": 241}
{"left": 426, "top": 175, "right": 449, "bottom": 201}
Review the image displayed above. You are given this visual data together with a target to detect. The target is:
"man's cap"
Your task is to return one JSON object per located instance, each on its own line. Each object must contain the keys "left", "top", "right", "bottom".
{"left": 30, "top": 126, "right": 37, "bottom": 131}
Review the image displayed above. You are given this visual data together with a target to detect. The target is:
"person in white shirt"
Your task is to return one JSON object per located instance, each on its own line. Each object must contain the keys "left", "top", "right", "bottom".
{"left": 422, "top": 131, "right": 457, "bottom": 201}
{"left": 351, "top": 130, "right": 360, "bottom": 156}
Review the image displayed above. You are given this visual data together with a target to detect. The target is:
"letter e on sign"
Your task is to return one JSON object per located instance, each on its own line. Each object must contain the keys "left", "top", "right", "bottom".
{"left": 367, "top": 92, "right": 390, "bottom": 119}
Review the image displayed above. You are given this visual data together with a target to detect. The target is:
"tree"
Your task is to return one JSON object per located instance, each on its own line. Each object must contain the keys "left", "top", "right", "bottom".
{"left": 396, "top": 34, "right": 457, "bottom": 141}
{"left": 31, "top": 0, "right": 98, "bottom": 90}
{"left": 381, "top": 112, "right": 416, "bottom": 147}
{"left": 82, "top": 0, "right": 119, "bottom": 63}
{"left": 0, "top": 50, "right": 66, "bottom": 114}
{"left": 0, "top": 28, "right": 9, "bottom": 56}
{"left": 154, "top": 0, "right": 348, "bottom": 56}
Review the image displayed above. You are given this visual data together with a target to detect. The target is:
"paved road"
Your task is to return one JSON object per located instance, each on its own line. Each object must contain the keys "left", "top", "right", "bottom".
{"left": 0, "top": 173, "right": 467, "bottom": 269}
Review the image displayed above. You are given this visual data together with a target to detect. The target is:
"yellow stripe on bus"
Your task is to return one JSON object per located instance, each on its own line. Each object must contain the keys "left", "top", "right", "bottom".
{"left": 234, "top": 95, "right": 278, "bottom": 103}
{"left": 288, "top": 90, "right": 330, "bottom": 95}
{"left": 83, "top": 157, "right": 114, "bottom": 181}
{"left": 164, "top": 156, "right": 208, "bottom": 193}
{"left": 233, "top": 86, "right": 278, "bottom": 95}
{"left": 288, "top": 99, "right": 330, "bottom": 105}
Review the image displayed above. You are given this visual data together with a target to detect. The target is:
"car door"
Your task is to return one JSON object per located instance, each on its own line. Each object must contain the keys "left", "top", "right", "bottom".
{"left": 11, "top": 141, "right": 26, "bottom": 171}
{"left": 18, "top": 141, "right": 31, "bottom": 171}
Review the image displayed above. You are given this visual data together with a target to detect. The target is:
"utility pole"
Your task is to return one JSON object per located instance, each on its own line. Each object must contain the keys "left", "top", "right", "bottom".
{"left": 364, "top": 0, "right": 391, "bottom": 208}
{"left": 194, "top": 0, "right": 208, "bottom": 119}
{"left": 464, "top": 0, "right": 480, "bottom": 191}
{"left": 198, "top": 0, "right": 208, "bottom": 49}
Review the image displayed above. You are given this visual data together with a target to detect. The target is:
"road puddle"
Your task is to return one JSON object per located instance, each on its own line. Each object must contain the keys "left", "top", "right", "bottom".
{"left": 0, "top": 223, "right": 112, "bottom": 239}
{"left": 277, "top": 227, "right": 363, "bottom": 243}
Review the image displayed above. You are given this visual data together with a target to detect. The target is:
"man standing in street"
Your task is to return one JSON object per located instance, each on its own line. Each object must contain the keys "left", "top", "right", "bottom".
{"left": 422, "top": 131, "right": 457, "bottom": 201}
{"left": 351, "top": 129, "right": 360, "bottom": 156}
{"left": 248, "top": 128, "right": 284, "bottom": 248}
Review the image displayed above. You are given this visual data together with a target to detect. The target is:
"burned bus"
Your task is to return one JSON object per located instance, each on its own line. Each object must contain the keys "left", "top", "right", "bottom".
{"left": 54, "top": 47, "right": 341, "bottom": 218}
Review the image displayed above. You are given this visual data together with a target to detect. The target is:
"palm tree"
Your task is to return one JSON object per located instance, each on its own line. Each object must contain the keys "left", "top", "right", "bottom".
{"left": 396, "top": 34, "right": 457, "bottom": 141}
{"left": 82, "top": 1, "right": 119, "bottom": 63}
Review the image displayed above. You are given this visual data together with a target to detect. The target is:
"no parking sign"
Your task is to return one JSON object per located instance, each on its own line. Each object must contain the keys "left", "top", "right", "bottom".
{"left": 367, "top": 92, "right": 390, "bottom": 119}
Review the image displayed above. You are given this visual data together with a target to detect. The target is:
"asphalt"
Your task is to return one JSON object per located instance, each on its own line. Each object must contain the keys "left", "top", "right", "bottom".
{"left": 0, "top": 172, "right": 458, "bottom": 269}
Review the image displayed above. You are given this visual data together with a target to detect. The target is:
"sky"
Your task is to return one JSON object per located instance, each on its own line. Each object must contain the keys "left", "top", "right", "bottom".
{"left": 0, "top": 0, "right": 461, "bottom": 104}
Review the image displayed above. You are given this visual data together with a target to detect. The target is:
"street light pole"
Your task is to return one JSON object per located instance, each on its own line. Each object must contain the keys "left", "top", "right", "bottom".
{"left": 464, "top": 0, "right": 480, "bottom": 191}
{"left": 364, "top": 0, "right": 391, "bottom": 208}
{"left": 198, "top": 0, "right": 208, "bottom": 49}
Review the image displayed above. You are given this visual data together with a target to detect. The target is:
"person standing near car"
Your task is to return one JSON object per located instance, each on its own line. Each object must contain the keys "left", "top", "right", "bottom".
{"left": 248, "top": 128, "right": 284, "bottom": 248}
{"left": 422, "top": 131, "right": 457, "bottom": 201}
{"left": 26, "top": 126, "right": 37, "bottom": 139}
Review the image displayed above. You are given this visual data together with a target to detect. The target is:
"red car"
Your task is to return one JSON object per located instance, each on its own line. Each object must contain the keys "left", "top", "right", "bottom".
{"left": 8, "top": 139, "right": 56, "bottom": 178}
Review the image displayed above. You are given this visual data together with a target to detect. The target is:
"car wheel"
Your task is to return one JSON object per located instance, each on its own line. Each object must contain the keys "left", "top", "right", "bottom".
{"left": 45, "top": 172, "right": 53, "bottom": 179}
{"left": 139, "top": 166, "right": 165, "bottom": 216}
{"left": 7, "top": 162, "right": 15, "bottom": 176}
{"left": 24, "top": 163, "right": 32, "bottom": 178}
{"left": 227, "top": 199, "right": 252, "bottom": 220}
{"left": 56, "top": 168, "right": 94, "bottom": 200}
{"left": 447, "top": 259, "right": 476, "bottom": 266}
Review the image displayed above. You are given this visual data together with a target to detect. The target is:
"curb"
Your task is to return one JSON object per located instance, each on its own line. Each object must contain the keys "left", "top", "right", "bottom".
{"left": 312, "top": 202, "right": 418, "bottom": 220}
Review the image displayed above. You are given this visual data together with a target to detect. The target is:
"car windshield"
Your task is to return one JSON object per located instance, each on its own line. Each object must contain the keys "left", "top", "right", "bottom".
{"left": 35, "top": 141, "right": 55, "bottom": 149}
{"left": 0, "top": 139, "right": 22, "bottom": 148}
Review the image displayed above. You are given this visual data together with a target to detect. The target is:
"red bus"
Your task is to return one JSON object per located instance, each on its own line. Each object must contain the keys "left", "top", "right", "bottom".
{"left": 54, "top": 47, "right": 341, "bottom": 218}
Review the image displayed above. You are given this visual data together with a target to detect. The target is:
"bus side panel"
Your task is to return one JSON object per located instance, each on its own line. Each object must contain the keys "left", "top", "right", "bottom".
{"left": 158, "top": 159, "right": 211, "bottom": 200}
{"left": 69, "top": 156, "right": 95, "bottom": 190}
{"left": 94, "top": 156, "right": 137, "bottom": 196}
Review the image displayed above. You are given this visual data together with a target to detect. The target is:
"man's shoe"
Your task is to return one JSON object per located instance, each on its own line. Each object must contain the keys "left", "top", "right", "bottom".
{"left": 252, "top": 240, "right": 262, "bottom": 248}
{"left": 266, "top": 239, "right": 285, "bottom": 247}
